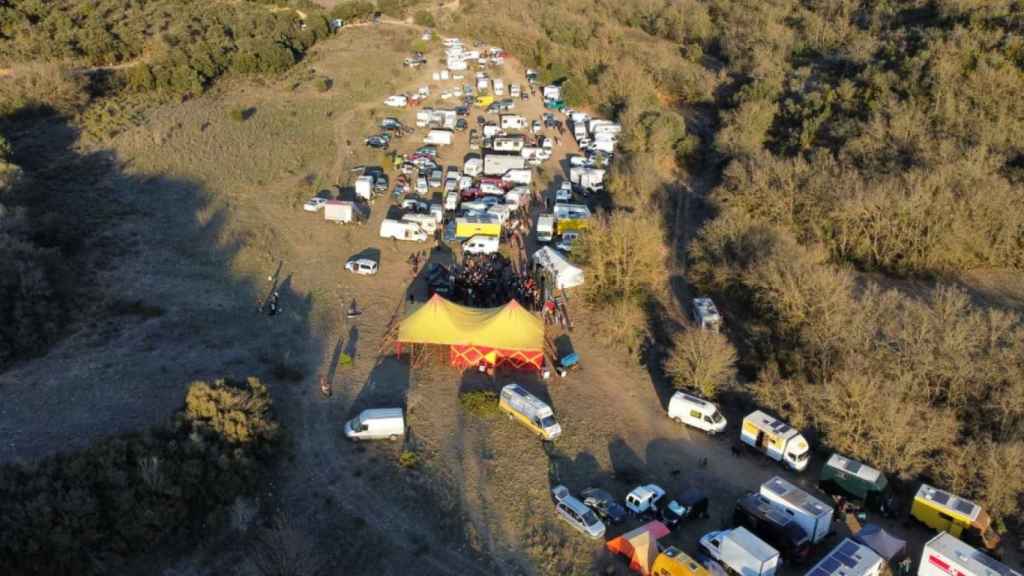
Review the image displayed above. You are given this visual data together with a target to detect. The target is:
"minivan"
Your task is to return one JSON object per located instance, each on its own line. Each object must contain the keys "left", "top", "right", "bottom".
{"left": 555, "top": 494, "right": 606, "bottom": 539}
{"left": 667, "top": 391, "right": 727, "bottom": 434}
{"left": 344, "top": 408, "right": 405, "bottom": 441}
{"left": 733, "top": 492, "right": 811, "bottom": 563}
{"left": 463, "top": 234, "right": 499, "bottom": 255}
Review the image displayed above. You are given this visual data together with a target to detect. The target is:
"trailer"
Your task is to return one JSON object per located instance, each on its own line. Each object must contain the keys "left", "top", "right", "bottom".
{"left": 454, "top": 215, "right": 501, "bottom": 239}
{"left": 740, "top": 411, "right": 811, "bottom": 471}
{"left": 424, "top": 129, "right": 454, "bottom": 146}
{"left": 323, "top": 200, "right": 355, "bottom": 223}
{"left": 918, "top": 533, "right": 1020, "bottom": 576}
{"left": 355, "top": 175, "right": 374, "bottom": 200}
{"left": 759, "top": 476, "right": 834, "bottom": 544}
{"left": 819, "top": 453, "right": 893, "bottom": 513}
{"left": 483, "top": 153, "right": 526, "bottom": 176}
{"left": 806, "top": 539, "right": 884, "bottom": 576}
{"left": 492, "top": 135, "right": 526, "bottom": 153}
{"left": 700, "top": 527, "right": 780, "bottom": 576}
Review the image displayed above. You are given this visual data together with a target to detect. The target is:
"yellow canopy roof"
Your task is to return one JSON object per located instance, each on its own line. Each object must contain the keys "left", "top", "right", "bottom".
{"left": 397, "top": 295, "right": 544, "bottom": 351}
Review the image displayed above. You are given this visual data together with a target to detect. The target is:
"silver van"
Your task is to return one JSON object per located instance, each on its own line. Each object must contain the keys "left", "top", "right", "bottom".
{"left": 555, "top": 494, "right": 606, "bottom": 539}
{"left": 344, "top": 408, "right": 405, "bottom": 441}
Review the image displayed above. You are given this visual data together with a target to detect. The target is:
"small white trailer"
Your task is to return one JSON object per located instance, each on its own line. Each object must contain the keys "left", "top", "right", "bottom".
{"left": 323, "top": 200, "right": 355, "bottom": 223}
{"left": 759, "top": 477, "right": 834, "bottom": 544}
{"left": 700, "top": 527, "right": 780, "bottom": 576}
{"left": 424, "top": 129, "right": 454, "bottom": 146}
{"left": 354, "top": 175, "right": 374, "bottom": 200}
{"left": 483, "top": 153, "right": 526, "bottom": 176}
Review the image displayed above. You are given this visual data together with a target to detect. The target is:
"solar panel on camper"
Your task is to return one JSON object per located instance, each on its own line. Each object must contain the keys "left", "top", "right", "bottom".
{"left": 821, "top": 557, "right": 842, "bottom": 573}
{"left": 809, "top": 568, "right": 830, "bottom": 576}
{"left": 952, "top": 498, "right": 975, "bottom": 515}
{"left": 842, "top": 459, "right": 862, "bottom": 474}
{"left": 931, "top": 490, "right": 951, "bottom": 505}
{"left": 839, "top": 540, "right": 861, "bottom": 557}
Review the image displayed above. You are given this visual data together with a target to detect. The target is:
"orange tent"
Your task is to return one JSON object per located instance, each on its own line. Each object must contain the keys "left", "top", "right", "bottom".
{"left": 607, "top": 521, "right": 671, "bottom": 575}
{"left": 396, "top": 295, "right": 545, "bottom": 371}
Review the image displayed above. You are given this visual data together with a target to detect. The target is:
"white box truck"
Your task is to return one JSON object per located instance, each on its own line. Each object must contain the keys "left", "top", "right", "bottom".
{"left": 807, "top": 539, "right": 883, "bottom": 576}
{"left": 536, "top": 214, "right": 555, "bottom": 243}
{"left": 484, "top": 154, "right": 526, "bottom": 176}
{"left": 918, "top": 532, "right": 1021, "bottom": 576}
{"left": 741, "top": 411, "right": 811, "bottom": 471}
{"left": 323, "top": 200, "right": 355, "bottom": 224}
{"left": 344, "top": 408, "right": 404, "bottom": 441}
{"left": 424, "top": 129, "right": 454, "bottom": 146}
{"left": 355, "top": 175, "right": 374, "bottom": 200}
{"left": 700, "top": 527, "right": 780, "bottom": 576}
{"left": 499, "top": 383, "right": 562, "bottom": 441}
{"left": 569, "top": 166, "right": 606, "bottom": 193}
{"left": 379, "top": 218, "right": 429, "bottom": 242}
{"left": 759, "top": 477, "right": 833, "bottom": 544}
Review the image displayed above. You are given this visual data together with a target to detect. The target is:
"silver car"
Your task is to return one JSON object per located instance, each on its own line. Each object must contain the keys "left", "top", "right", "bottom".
{"left": 555, "top": 493, "right": 606, "bottom": 539}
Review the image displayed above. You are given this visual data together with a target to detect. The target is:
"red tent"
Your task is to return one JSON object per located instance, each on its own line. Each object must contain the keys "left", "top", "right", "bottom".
{"left": 606, "top": 521, "right": 671, "bottom": 575}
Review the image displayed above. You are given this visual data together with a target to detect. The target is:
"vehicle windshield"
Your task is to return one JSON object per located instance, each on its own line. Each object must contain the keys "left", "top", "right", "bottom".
{"left": 540, "top": 416, "right": 557, "bottom": 428}
{"left": 349, "top": 416, "right": 362, "bottom": 429}
{"left": 710, "top": 410, "right": 724, "bottom": 423}
{"left": 667, "top": 501, "right": 685, "bottom": 517}
{"left": 792, "top": 450, "right": 810, "bottom": 462}
{"left": 582, "top": 511, "right": 600, "bottom": 526}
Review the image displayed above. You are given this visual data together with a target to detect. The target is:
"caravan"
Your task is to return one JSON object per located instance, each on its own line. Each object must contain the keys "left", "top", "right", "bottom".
{"left": 741, "top": 411, "right": 811, "bottom": 471}
{"left": 500, "top": 114, "right": 528, "bottom": 131}
{"left": 499, "top": 383, "right": 562, "bottom": 440}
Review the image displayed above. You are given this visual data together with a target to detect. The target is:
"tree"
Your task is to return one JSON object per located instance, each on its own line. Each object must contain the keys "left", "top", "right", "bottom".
{"left": 665, "top": 329, "right": 737, "bottom": 398}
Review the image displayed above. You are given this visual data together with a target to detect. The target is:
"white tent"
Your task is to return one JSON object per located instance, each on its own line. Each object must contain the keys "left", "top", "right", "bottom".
{"left": 532, "top": 246, "right": 584, "bottom": 290}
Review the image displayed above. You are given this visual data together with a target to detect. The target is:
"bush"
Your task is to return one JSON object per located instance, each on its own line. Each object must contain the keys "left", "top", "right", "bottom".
{"left": 665, "top": 329, "right": 737, "bottom": 399}
{"left": 0, "top": 377, "right": 279, "bottom": 575}
{"left": 185, "top": 377, "right": 279, "bottom": 444}
{"left": 399, "top": 450, "right": 420, "bottom": 469}
{"left": 229, "top": 107, "right": 249, "bottom": 122}
{"left": 414, "top": 10, "right": 435, "bottom": 27}
{"left": 458, "top": 390, "right": 500, "bottom": 418}
{"left": 314, "top": 77, "right": 332, "bottom": 92}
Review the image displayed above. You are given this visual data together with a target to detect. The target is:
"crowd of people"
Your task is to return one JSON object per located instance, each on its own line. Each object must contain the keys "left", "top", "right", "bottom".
{"left": 449, "top": 253, "right": 541, "bottom": 309}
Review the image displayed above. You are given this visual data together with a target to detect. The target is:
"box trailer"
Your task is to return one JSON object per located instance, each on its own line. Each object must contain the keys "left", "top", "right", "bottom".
{"left": 741, "top": 411, "right": 811, "bottom": 471}
{"left": 918, "top": 532, "right": 1020, "bottom": 576}
{"left": 424, "top": 129, "right": 454, "bottom": 146}
{"left": 700, "top": 527, "right": 780, "bottom": 576}
{"left": 454, "top": 215, "right": 501, "bottom": 239}
{"left": 569, "top": 166, "right": 605, "bottom": 192}
{"left": 819, "top": 453, "right": 893, "bottom": 513}
{"left": 911, "top": 485, "right": 1000, "bottom": 551}
{"left": 759, "top": 476, "right": 834, "bottom": 544}
{"left": 499, "top": 383, "right": 561, "bottom": 441}
{"left": 500, "top": 114, "right": 528, "bottom": 131}
{"left": 493, "top": 135, "right": 526, "bottom": 152}
{"left": 806, "top": 539, "right": 884, "bottom": 576}
{"left": 483, "top": 153, "right": 526, "bottom": 176}
{"left": 501, "top": 169, "right": 532, "bottom": 186}
{"left": 323, "top": 200, "right": 355, "bottom": 223}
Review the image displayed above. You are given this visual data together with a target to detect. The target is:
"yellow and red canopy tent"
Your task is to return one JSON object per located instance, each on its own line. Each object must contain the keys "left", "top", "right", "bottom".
{"left": 396, "top": 295, "right": 545, "bottom": 370}
{"left": 606, "top": 521, "right": 671, "bottom": 575}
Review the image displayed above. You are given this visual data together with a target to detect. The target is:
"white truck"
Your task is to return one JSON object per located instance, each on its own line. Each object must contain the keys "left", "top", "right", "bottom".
{"left": 379, "top": 219, "right": 429, "bottom": 242}
{"left": 700, "top": 527, "right": 780, "bottom": 576}
{"left": 536, "top": 214, "right": 555, "bottom": 243}
{"left": 355, "top": 175, "right": 374, "bottom": 200}
{"left": 809, "top": 539, "right": 884, "bottom": 576}
{"left": 483, "top": 153, "right": 526, "bottom": 176}
{"left": 569, "top": 166, "right": 606, "bottom": 193}
{"left": 424, "top": 129, "right": 454, "bottom": 146}
{"left": 501, "top": 168, "right": 532, "bottom": 186}
{"left": 759, "top": 476, "right": 833, "bottom": 544}
{"left": 919, "top": 532, "right": 1021, "bottom": 576}
{"left": 740, "top": 411, "right": 811, "bottom": 471}
{"left": 323, "top": 200, "right": 355, "bottom": 224}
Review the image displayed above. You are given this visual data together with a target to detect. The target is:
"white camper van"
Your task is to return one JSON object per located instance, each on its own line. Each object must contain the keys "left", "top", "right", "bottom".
{"left": 759, "top": 476, "right": 834, "bottom": 544}
{"left": 401, "top": 213, "right": 438, "bottom": 235}
{"left": 499, "top": 383, "right": 562, "bottom": 441}
{"left": 344, "top": 408, "right": 405, "bottom": 441}
{"left": 379, "top": 218, "right": 429, "bottom": 242}
{"left": 462, "top": 234, "right": 500, "bottom": 255}
{"left": 667, "top": 392, "right": 727, "bottom": 434}
{"left": 741, "top": 411, "right": 811, "bottom": 471}
{"left": 700, "top": 527, "right": 780, "bottom": 576}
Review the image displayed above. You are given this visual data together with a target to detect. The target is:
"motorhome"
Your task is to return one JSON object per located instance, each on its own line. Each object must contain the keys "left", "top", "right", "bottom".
{"left": 483, "top": 153, "right": 526, "bottom": 176}
{"left": 700, "top": 527, "right": 780, "bottom": 576}
{"left": 807, "top": 539, "right": 884, "bottom": 576}
{"left": 401, "top": 213, "right": 437, "bottom": 235}
{"left": 462, "top": 234, "right": 500, "bottom": 255}
{"left": 911, "top": 484, "right": 1000, "bottom": 551}
{"left": 499, "top": 383, "right": 562, "bottom": 441}
{"left": 379, "top": 219, "right": 429, "bottom": 242}
{"left": 344, "top": 408, "right": 404, "bottom": 441}
{"left": 759, "top": 476, "right": 834, "bottom": 544}
{"left": 667, "top": 392, "right": 727, "bottom": 434}
{"left": 740, "top": 411, "right": 811, "bottom": 471}
{"left": 918, "top": 532, "right": 1020, "bottom": 576}
{"left": 501, "top": 169, "right": 532, "bottom": 186}
{"left": 819, "top": 454, "right": 893, "bottom": 514}
{"left": 734, "top": 493, "right": 812, "bottom": 563}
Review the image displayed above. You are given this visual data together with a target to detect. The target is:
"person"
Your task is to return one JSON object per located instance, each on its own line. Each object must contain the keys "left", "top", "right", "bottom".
{"left": 268, "top": 291, "right": 280, "bottom": 316}
{"left": 347, "top": 298, "right": 360, "bottom": 318}
{"left": 320, "top": 374, "right": 331, "bottom": 398}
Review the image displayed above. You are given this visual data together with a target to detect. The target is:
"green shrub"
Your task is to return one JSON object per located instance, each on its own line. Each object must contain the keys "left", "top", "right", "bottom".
{"left": 229, "top": 107, "right": 248, "bottom": 122}
{"left": 185, "top": 377, "right": 279, "bottom": 444}
{"left": 314, "top": 76, "right": 332, "bottom": 92}
{"left": 458, "top": 390, "right": 500, "bottom": 418}
{"left": 399, "top": 450, "right": 419, "bottom": 469}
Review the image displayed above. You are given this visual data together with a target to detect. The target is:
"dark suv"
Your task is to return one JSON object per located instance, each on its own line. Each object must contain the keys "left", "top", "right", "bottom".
{"left": 733, "top": 493, "right": 812, "bottom": 563}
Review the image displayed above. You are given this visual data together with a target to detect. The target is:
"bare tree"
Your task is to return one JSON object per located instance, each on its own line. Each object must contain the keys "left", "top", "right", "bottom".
{"left": 665, "top": 329, "right": 737, "bottom": 399}
{"left": 251, "top": 514, "right": 323, "bottom": 576}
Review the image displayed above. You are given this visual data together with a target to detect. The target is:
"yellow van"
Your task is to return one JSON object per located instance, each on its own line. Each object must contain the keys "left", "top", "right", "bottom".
{"left": 911, "top": 484, "right": 1000, "bottom": 551}
{"left": 475, "top": 94, "right": 494, "bottom": 108}
{"left": 652, "top": 547, "right": 711, "bottom": 576}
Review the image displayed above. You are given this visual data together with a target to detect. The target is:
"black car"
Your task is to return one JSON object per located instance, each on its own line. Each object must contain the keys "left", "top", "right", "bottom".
{"left": 581, "top": 488, "right": 627, "bottom": 524}
{"left": 455, "top": 105, "right": 469, "bottom": 117}
{"left": 373, "top": 173, "right": 389, "bottom": 192}
{"left": 734, "top": 492, "right": 812, "bottom": 563}
{"left": 381, "top": 117, "right": 403, "bottom": 131}
{"left": 455, "top": 118, "right": 468, "bottom": 132}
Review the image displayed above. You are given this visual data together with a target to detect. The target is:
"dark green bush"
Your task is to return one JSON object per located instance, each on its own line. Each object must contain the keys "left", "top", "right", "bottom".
{"left": 458, "top": 390, "right": 500, "bottom": 418}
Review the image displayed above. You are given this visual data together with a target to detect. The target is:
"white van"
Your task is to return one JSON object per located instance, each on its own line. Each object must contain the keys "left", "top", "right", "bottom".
{"left": 464, "top": 156, "right": 483, "bottom": 177}
{"left": 668, "top": 391, "right": 727, "bottom": 434}
{"left": 462, "top": 235, "right": 499, "bottom": 255}
{"left": 402, "top": 213, "right": 438, "bottom": 235}
{"left": 379, "top": 219, "right": 429, "bottom": 242}
{"left": 344, "top": 408, "right": 405, "bottom": 441}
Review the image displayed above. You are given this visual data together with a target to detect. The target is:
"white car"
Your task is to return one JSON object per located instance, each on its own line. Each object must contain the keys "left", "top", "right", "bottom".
{"left": 402, "top": 198, "right": 430, "bottom": 213}
{"left": 345, "top": 258, "right": 378, "bottom": 275}
{"left": 555, "top": 181, "right": 572, "bottom": 202}
{"left": 556, "top": 231, "right": 579, "bottom": 253}
{"left": 384, "top": 95, "right": 408, "bottom": 108}
{"left": 303, "top": 197, "right": 328, "bottom": 212}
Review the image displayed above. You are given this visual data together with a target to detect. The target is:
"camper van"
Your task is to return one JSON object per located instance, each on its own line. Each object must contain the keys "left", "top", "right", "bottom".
{"left": 700, "top": 527, "right": 780, "bottom": 576}
{"left": 911, "top": 484, "right": 1000, "bottom": 551}
{"left": 809, "top": 539, "right": 884, "bottom": 576}
{"left": 918, "top": 533, "right": 1020, "bottom": 576}
{"left": 740, "top": 411, "right": 811, "bottom": 471}
{"left": 462, "top": 234, "right": 499, "bottom": 255}
{"left": 379, "top": 219, "right": 429, "bottom": 242}
{"left": 499, "top": 383, "right": 562, "bottom": 441}
{"left": 344, "top": 408, "right": 405, "bottom": 441}
{"left": 819, "top": 454, "right": 893, "bottom": 514}
{"left": 667, "top": 392, "right": 727, "bottom": 434}
{"left": 733, "top": 492, "right": 812, "bottom": 563}
{"left": 536, "top": 214, "right": 555, "bottom": 243}
{"left": 759, "top": 476, "right": 834, "bottom": 544}
{"left": 401, "top": 213, "right": 438, "bottom": 235}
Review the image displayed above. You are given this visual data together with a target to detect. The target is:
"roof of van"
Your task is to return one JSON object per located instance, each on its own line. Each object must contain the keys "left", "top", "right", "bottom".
{"left": 806, "top": 538, "right": 882, "bottom": 576}
{"left": 825, "top": 454, "right": 883, "bottom": 483}
{"left": 744, "top": 410, "right": 800, "bottom": 440}
{"left": 731, "top": 527, "right": 779, "bottom": 561}
{"left": 358, "top": 408, "right": 403, "bottom": 420}
{"left": 673, "top": 391, "right": 712, "bottom": 408}
{"left": 915, "top": 484, "right": 981, "bottom": 521}
{"left": 761, "top": 477, "right": 832, "bottom": 518}
{"left": 738, "top": 493, "right": 798, "bottom": 527}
